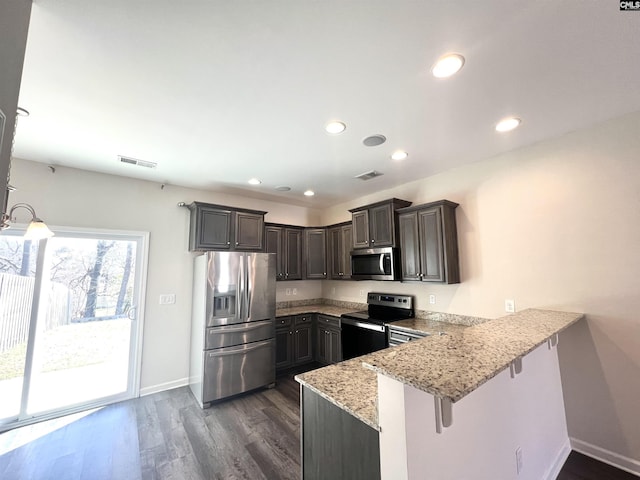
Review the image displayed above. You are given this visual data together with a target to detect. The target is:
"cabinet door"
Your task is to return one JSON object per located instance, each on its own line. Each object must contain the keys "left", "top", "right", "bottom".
{"left": 191, "top": 206, "right": 232, "bottom": 250}
{"left": 327, "top": 328, "right": 342, "bottom": 364}
{"left": 235, "top": 212, "right": 264, "bottom": 250}
{"left": 275, "top": 328, "right": 293, "bottom": 370}
{"left": 341, "top": 225, "right": 352, "bottom": 279}
{"left": 418, "top": 207, "right": 445, "bottom": 282}
{"left": 265, "top": 226, "right": 284, "bottom": 280}
{"left": 294, "top": 325, "right": 313, "bottom": 364}
{"left": 369, "top": 203, "right": 394, "bottom": 247}
{"left": 305, "top": 228, "right": 327, "bottom": 279}
{"left": 316, "top": 326, "right": 328, "bottom": 365}
{"left": 328, "top": 227, "right": 342, "bottom": 279}
{"left": 398, "top": 211, "right": 422, "bottom": 281}
{"left": 351, "top": 210, "right": 370, "bottom": 249}
{"left": 285, "top": 228, "right": 303, "bottom": 280}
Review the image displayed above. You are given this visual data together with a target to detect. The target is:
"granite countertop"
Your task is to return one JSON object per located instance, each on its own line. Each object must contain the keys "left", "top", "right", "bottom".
{"left": 389, "top": 318, "right": 469, "bottom": 336}
{"left": 276, "top": 304, "right": 361, "bottom": 318}
{"left": 295, "top": 308, "right": 583, "bottom": 429}
{"left": 294, "top": 358, "right": 380, "bottom": 430}
{"left": 363, "top": 308, "right": 584, "bottom": 403}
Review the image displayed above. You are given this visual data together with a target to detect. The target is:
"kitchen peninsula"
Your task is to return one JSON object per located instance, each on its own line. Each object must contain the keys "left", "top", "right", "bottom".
{"left": 296, "top": 308, "right": 584, "bottom": 480}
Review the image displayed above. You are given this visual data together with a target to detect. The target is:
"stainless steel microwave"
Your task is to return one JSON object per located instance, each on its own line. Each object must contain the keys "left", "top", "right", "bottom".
{"left": 350, "top": 247, "right": 399, "bottom": 281}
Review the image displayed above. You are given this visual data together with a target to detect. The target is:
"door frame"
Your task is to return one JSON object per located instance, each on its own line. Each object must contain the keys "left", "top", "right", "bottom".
{"left": 0, "top": 224, "right": 149, "bottom": 431}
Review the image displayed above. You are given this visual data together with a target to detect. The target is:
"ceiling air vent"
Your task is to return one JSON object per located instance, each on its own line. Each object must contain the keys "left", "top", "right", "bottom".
{"left": 118, "top": 155, "right": 157, "bottom": 169}
{"left": 355, "top": 170, "right": 383, "bottom": 181}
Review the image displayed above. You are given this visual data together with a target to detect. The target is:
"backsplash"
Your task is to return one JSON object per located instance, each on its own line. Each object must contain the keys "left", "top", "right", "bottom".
{"left": 276, "top": 297, "right": 367, "bottom": 311}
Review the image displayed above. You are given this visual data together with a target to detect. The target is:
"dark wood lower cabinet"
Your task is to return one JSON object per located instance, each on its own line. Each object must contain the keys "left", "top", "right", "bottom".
{"left": 316, "top": 327, "right": 341, "bottom": 365}
{"left": 302, "top": 386, "right": 380, "bottom": 480}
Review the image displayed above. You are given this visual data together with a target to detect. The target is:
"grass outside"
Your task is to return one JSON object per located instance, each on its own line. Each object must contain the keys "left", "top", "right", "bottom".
{"left": 0, "top": 319, "right": 130, "bottom": 381}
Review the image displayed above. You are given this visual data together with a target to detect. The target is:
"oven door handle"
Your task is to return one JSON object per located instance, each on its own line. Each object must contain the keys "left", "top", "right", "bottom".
{"left": 341, "top": 317, "right": 386, "bottom": 333}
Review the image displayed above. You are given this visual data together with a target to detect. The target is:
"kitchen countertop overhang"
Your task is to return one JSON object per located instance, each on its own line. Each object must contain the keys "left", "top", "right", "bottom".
{"left": 295, "top": 308, "right": 584, "bottom": 429}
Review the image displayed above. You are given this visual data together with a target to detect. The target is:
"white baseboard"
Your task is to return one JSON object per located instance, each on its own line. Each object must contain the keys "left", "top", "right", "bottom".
{"left": 570, "top": 437, "right": 640, "bottom": 477}
{"left": 545, "top": 438, "right": 572, "bottom": 480}
{"left": 140, "top": 377, "right": 189, "bottom": 397}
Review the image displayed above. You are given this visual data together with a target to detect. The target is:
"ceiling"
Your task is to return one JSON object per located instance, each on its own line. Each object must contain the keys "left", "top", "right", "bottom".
{"left": 13, "top": 1, "right": 640, "bottom": 207}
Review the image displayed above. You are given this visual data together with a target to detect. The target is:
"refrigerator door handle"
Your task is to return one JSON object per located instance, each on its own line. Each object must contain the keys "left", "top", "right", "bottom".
{"left": 237, "top": 253, "right": 245, "bottom": 321}
{"left": 208, "top": 318, "right": 272, "bottom": 334}
{"left": 245, "top": 254, "right": 252, "bottom": 320}
{"left": 207, "top": 338, "right": 273, "bottom": 358}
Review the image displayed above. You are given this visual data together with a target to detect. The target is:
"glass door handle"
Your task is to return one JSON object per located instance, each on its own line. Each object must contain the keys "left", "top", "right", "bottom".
{"left": 127, "top": 306, "right": 137, "bottom": 320}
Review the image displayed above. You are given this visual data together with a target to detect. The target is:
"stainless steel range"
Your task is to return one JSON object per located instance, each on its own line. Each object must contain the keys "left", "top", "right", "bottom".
{"left": 340, "top": 292, "right": 414, "bottom": 360}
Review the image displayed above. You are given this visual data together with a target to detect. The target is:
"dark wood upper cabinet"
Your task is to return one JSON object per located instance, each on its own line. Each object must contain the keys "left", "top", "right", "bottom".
{"left": 349, "top": 198, "right": 411, "bottom": 249}
{"left": 397, "top": 200, "right": 460, "bottom": 284}
{"left": 188, "top": 202, "right": 265, "bottom": 252}
{"left": 265, "top": 225, "right": 285, "bottom": 279}
{"left": 265, "top": 224, "right": 303, "bottom": 280}
{"left": 305, "top": 228, "right": 327, "bottom": 279}
{"left": 285, "top": 228, "right": 303, "bottom": 280}
{"left": 351, "top": 210, "right": 370, "bottom": 249}
{"left": 328, "top": 222, "right": 352, "bottom": 280}
{"left": 235, "top": 211, "right": 264, "bottom": 250}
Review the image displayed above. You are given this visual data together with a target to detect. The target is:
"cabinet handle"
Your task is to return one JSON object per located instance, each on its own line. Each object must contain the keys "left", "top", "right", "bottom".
{"left": 289, "top": 332, "right": 292, "bottom": 335}
{"left": 323, "top": 272, "right": 326, "bottom": 275}
{"left": 227, "top": 241, "right": 230, "bottom": 245}
{"left": 236, "top": 242, "right": 239, "bottom": 245}
{"left": 371, "top": 239, "right": 375, "bottom": 243}
{"left": 296, "top": 330, "right": 299, "bottom": 333}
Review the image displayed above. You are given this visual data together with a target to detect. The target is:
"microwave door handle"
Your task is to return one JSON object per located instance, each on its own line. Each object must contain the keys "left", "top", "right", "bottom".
{"left": 379, "top": 254, "right": 385, "bottom": 274}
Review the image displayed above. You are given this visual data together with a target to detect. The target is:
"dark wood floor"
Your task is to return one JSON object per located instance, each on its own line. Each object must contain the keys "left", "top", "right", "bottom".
{"left": 557, "top": 451, "right": 638, "bottom": 480}
{"left": 0, "top": 374, "right": 636, "bottom": 480}
{"left": 0, "top": 376, "right": 301, "bottom": 480}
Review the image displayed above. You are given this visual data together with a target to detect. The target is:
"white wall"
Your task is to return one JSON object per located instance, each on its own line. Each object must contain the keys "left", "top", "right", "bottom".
{"left": 323, "top": 111, "right": 640, "bottom": 469}
{"left": 6, "top": 158, "right": 322, "bottom": 393}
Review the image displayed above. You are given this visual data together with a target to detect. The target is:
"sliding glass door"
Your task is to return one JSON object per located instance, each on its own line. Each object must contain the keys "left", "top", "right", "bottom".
{"left": 0, "top": 228, "right": 148, "bottom": 430}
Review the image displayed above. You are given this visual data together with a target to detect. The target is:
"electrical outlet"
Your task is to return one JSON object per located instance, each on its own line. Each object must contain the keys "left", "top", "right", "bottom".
{"left": 505, "top": 299, "right": 515, "bottom": 313}
{"left": 515, "top": 447, "right": 523, "bottom": 474}
{"left": 285, "top": 288, "right": 291, "bottom": 296}
{"left": 292, "top": 288, "right": 297, "bottom": 295}
{"left": 429, "top": 294, "right": 436, "bottom": 305}
{"left": 331, "top": 287, "right": 336, "bottom": 294}
{"left": 159, "top": 294, "right": 175, "bottom": 305}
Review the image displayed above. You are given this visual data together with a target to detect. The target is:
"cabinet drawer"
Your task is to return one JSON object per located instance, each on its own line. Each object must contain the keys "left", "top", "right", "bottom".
{"left": 276, "top": 316, "right": 293, "bottom": 328}
{"left": 317, "top": 314, "right": 340, "bottom": 329}
{"left": 295, "top": 314, "right": 314, "bottom": 325}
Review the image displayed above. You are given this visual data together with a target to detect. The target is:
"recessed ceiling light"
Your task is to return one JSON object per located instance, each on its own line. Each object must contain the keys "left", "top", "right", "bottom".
{"left": 325, "top": 121, "right": 346, "bottom": 134}
{"left": 275, "top": 186, "right": 291, "bottom": 192}
{"left": 304, "top": 190, "right": 315, "bottom": 197}
{"left": 363, "top": 135, "right": 386, "bottom": 147}
{"left": 391, "top": 150, "right": 408, "bottom": 161}
{"left": 495, "top": 117, "right": 522, "bottom": 133}
{"left": 431, "top": 53, "right": 465, "bottom": 78}
{"left": 248, "top": 178, "right": 261, "bottom": 185}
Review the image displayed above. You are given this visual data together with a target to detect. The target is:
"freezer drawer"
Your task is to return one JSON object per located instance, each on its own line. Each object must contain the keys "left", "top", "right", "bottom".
{"left": 205, "top": 319, "right": 274, "bottom": 350}
{"left": 203, "top": 338, "right": 275, "bottom": 403}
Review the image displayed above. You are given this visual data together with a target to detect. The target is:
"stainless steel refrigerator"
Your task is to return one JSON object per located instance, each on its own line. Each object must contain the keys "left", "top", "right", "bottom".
{"left": 189, "top": 252, "right": 276, "bottom": 407}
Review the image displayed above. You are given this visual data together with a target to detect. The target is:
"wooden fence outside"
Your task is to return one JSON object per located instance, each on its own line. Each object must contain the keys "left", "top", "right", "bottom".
{"left": 0, "top": 273, "right": 71, "bottom": 353}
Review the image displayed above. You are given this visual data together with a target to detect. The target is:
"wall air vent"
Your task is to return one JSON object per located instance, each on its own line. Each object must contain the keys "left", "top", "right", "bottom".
{"left": 118, "top": 155, "right": 157, "bottom": 169}
{"left": 355, "top": 170, "right": 383, "bottom": 181}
